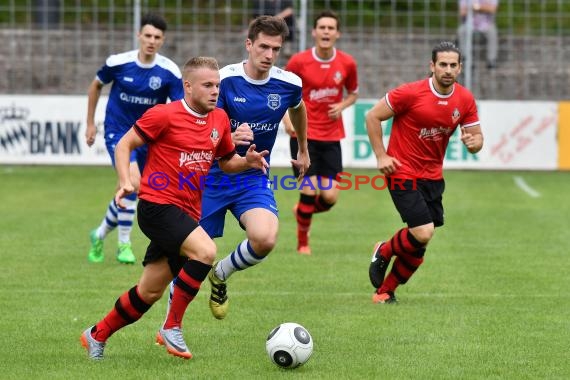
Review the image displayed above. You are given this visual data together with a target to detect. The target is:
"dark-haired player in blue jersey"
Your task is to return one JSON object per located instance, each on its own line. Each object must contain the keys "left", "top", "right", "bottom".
{"left": 85, "top": 13, "right": 183, "bottom": 265}
{"left": 202, "top": 15, "right": 310, "bottom": 320}
{"left": 157, "top": 16, "right": 310, "bottom": 328}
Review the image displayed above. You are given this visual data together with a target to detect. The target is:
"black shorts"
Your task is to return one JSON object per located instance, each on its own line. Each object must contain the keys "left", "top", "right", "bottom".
{"left": 290, "top": 138, "right": 342, "bottom": 179}
{"left": 137, "top": 199, "right": 200, "bottom": 276}
{"left": 388, "top": 178, "right": 445, "bottom": 228}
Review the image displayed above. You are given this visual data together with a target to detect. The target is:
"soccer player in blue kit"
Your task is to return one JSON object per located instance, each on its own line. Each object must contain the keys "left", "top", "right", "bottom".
{"left": 202, "top": 15, "right": 310, "bottom": 320}
{"left": 85, "top": 13, "right": 183, "bottom": 264}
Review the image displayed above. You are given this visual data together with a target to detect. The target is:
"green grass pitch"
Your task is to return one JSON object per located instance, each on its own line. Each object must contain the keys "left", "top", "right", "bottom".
{"left": 1, "top": 166, "right": 569, "bottom": 379}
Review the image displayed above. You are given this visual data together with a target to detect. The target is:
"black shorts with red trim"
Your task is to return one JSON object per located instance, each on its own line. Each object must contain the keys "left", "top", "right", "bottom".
{"left": 290, "top": 138, "right": 342, "bottom": 179}
{"left": 388, "top": 178, "right": 445, "bottom": 228}
{"left": 137, "top": 199, "right": 200, "bottom": 276}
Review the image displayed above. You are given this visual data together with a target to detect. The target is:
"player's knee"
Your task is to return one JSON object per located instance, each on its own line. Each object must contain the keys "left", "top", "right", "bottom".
{"left": 250, "top": 235, "right": 277, "bottom": 256}
{"left": 319, "top": 187, "right": 339, "bottom": 208}
{"left": 410, "top": 225, "right": 434, "bottom": 245}
{"left": 137, "top": 286, "right": 163, "bottom": 305}
{"left": 181, "top": 236, "right": 217, "bottom": 264}
{"left": 321, "top": 195, "right": 337, "bottom": 208}
{"left": 198, "top": 239, "right": 217, "bottom": 264}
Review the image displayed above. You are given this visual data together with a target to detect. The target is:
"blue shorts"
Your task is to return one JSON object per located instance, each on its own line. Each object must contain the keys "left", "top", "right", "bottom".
{"left": 200, "top": 184, "right": 279, "bottom": 239}
{"left": 105, "top": 130, "right": 147, "bottom": 171}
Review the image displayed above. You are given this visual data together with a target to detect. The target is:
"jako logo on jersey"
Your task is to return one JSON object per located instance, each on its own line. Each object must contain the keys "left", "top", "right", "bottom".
{"left": 210, "top": 128, "right": 220, "bottom": 146}
{"left": 149, "top": 76, "right": 162, "bottom": 90}
{"left": 267, "top": 94, "right": 281, "bottom": 110}
{"left": 452, "top": 108, "right": 460, "bottom": 124}
{"left": 234, "top": 97, "right": 246, "bottom": 103}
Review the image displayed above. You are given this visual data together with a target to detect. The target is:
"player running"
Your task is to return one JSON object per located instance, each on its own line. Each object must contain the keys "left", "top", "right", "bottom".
{"left": 85, "top": 13, "right": 183, "bottom": 264}
{"left": 366, "top": 41, "right": 483, "bottom": 304}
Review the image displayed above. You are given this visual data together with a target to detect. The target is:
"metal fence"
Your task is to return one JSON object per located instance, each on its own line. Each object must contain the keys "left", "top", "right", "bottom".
{"left": 1, "top": 0, "right": 569, "bottom": 100}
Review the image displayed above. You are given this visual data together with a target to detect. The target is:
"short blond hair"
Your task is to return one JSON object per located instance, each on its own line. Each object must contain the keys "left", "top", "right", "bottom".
{"left": 182, "top": 57, "right": 219, "bottom": 79}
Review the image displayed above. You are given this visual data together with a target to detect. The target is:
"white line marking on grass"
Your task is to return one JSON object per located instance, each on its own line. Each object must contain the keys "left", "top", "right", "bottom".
{"left": 513, "top": 176, "right": 541, "bottom": 198}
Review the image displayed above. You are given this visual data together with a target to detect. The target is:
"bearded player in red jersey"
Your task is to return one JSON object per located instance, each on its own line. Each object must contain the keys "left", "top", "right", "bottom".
{"left": 285, "top": 9, "right": 358, "bottom": 255}
{"left": 80, "top": 57, "right": 269, "bottom": 360}
{"left": 366, "top": 41, "right": 484, "bottom": 304}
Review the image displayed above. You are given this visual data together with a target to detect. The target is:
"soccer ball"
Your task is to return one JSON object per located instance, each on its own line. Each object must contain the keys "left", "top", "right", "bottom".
{"left": 265, "top": 322, "right": 313, "bottom": 369}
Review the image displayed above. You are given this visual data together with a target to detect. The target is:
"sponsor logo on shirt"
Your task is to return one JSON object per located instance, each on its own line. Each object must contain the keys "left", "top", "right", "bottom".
{"left": 179, "top": 150, "right": 214, "bottom": 168}
{"left": 418, "top": 126, "right": 453, "bottom": 140}
{"left": 119, "top": 93, "right": 158, "bottom": 105}
{"left": 234, "top": 97, "right": 246, "bottom": 103}
{"left": 229, "top": 119, "right": 279, "bottom": 132}
{"left": 309, "top": 87, "right": 339, "bottom": 101}
{"left": 123, "top": 76, "right": 134, "bottom": 82}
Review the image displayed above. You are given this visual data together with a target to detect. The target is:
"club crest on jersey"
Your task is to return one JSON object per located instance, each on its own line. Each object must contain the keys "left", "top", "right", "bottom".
{"left": 149, "top": 76, "right": 162, "bottom": 90}
{"left": 333, "top": 71, "right": 343, "bottom": 85}
{"left": 267, "top": 94, "right": 281, "bottom": 110}
{"left": 451, "top": 108, "right": 460, "bottom": 124}
{"left": 210, "top": 128, "right": 220, "bottom": 147}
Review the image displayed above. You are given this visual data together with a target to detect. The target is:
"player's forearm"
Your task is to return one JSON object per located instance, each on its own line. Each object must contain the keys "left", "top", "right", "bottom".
{"left": 86, "top": 81, "right": 102, "bottom": 125}
{"left": 340, "top": 92, "right": 358, "bottom": 111}
{"left": 219, "top": 154, "right": 254, "bottom": 173}
{"left": 289, "top": 103, "right": 308, "bottom": 153}
{"left": 365, "top": 114, "right": 388, "bottom": 159}
{"left": 114, "top": 139, "right": 133, "bottom": 187}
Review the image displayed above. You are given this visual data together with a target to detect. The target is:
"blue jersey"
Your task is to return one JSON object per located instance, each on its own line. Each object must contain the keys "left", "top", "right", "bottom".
{"left": 96, "top": 50, "right": 184, "bottom": 137}
{"left": 208, "top": 62, "right": 302, "bottom": 182}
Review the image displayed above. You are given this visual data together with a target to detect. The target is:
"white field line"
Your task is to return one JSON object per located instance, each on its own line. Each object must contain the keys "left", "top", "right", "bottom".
{"left": 513, "top": 176, "right": 541, "bottom": 198}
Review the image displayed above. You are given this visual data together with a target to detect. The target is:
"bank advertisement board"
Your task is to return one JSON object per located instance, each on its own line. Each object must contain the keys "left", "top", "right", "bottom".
{"left": 0, "top": 96, "right": 561, "bottom": 170}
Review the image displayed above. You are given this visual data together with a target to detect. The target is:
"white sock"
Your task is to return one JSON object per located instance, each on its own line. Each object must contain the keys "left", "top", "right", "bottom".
{"left": 215, "top": 239, "right": 265, "bottom": 281}
{"left": 117, "top": 194, "right": 137, "bottom": 244}
{"left": 95, "top": 199, "right": 118, "bottom": 239}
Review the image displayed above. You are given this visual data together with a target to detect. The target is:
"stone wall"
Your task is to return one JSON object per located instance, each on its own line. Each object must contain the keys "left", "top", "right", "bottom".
{"left": 1, "top": 28, "right": 568, "bottom": 100}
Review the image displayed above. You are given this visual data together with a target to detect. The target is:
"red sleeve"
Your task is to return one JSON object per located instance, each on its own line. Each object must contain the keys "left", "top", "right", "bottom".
{"left": 134, "top": 104, "right": 169, "bottom": 143}
{"left": 344, "top": 56, "right": 359, "bottom": 94}
{"left": 386, "top": 82, "right": 415, "bottom": 114}
{"left": 462, "top": 98, "right": 480, "bottom": 127}
{"left": 214, "top": 110, "right": 236, "bottom": 159}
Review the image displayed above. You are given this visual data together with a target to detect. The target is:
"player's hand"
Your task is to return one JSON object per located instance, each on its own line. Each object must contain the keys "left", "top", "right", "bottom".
{"left": 85, "top": 123, "right": 97, "bottom": 147}
{"left": 378, "top": 154, "right": 401, "bottom": 176}
{"left": 460, "top": 127, "right": 476, "bottom": 151}
{"left": 232, "top": 123, "right": 254, "bottom": 146}
{"left": 245, "top": 144, "right": 269, "bottom": 174}
{"left": 327, "top": 104, "right": 343, "bottom": 120}
{"left": 114, "top": 184, "right": 135, "bottom": 209}
{"left": 291, "top": 150, "right": 311, "bottom": 181}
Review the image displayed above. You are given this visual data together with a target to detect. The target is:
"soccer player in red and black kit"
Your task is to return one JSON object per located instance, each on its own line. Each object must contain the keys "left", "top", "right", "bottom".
{"left": 285, "top": 10, "right": 358, "bottom": 255}
{"left": 366, "top": 41, "right": 483, "bottom": 304}
{"left": 80, "top": 57, "right": 269, "bottom": 360}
